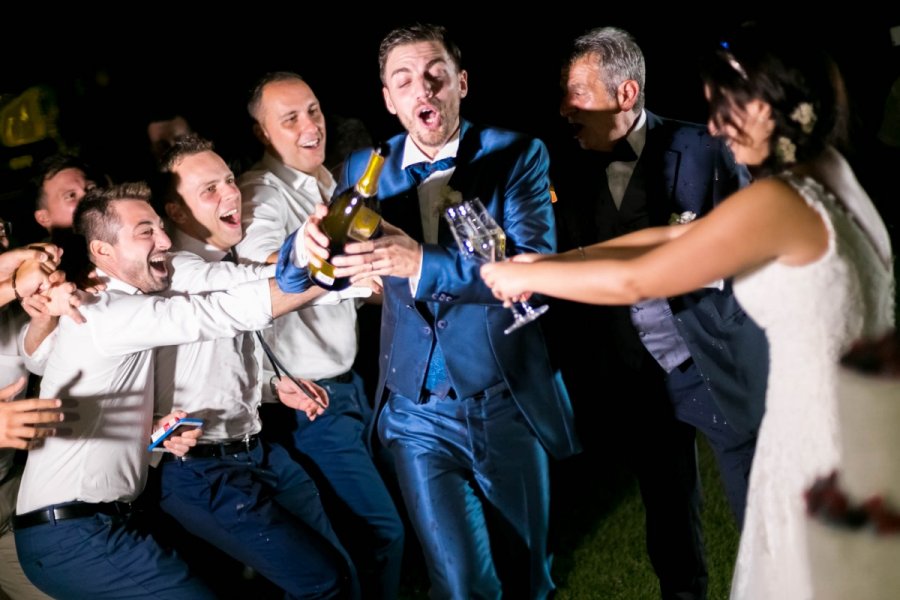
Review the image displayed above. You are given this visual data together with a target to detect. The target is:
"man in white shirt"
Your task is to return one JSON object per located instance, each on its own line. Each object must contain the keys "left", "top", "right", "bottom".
{"left": 238, "top": 72, "right": 403, "bottom": 599}
{"left": 13, "top": 183, "right": 339, "bottom": 599}
{"left": 153, "top": 135, "right": 355, "bottom": 598}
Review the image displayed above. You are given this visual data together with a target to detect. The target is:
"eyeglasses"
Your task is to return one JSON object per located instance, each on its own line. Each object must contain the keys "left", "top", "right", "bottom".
{"left": 719, "top": 41, "right": 748, "bottom": 81}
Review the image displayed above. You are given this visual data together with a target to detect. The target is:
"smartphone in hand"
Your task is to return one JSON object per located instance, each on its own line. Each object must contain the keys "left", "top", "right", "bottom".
{"left": 147, "top": 417, "right": 204, "bottom": 452}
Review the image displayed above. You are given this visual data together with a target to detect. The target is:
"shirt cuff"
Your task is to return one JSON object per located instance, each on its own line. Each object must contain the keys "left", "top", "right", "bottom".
{"left": 408, "top": 246, "right": 425, "bottom": 296}
{"left": 311, "top": 286, "right": 373, "bottom": 306}
{"left": 291, "top": 221, "right": 310, "bottom": 268}
{"left": 276, "top": 230, "right": 312, "bottom": 294}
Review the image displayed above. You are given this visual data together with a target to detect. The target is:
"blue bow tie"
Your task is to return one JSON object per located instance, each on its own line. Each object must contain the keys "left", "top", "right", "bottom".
{"left": 406, "top": 156, "right": 457, "bottom": 186}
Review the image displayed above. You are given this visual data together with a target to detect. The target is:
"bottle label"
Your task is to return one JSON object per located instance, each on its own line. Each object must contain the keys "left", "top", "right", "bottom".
{"left": 347, "top": 207, "right": 380, "bottom": 242}
{"left": 312, "top": 267, "right": 335, "bottom": 286}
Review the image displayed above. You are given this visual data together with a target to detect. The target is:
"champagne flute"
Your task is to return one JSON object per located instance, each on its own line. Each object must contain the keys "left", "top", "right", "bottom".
{"left": 444, "top": 199, "right": 549, "bottom": 334}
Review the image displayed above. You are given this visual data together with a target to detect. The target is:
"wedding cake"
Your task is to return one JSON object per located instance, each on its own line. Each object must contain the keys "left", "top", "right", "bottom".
{"left": 806, "top": 330, "right": 900, "bottom": 600}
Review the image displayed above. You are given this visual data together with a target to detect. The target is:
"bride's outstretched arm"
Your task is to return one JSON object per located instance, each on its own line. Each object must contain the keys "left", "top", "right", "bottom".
{"left": 482, "top": 177, "right": 829, "bottom": 305}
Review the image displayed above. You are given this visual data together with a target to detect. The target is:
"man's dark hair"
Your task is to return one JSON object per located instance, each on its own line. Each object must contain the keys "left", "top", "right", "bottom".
{"left": 378, "top": 23, "right": 462, "bottom": 84}
{"left": 32, "top": 154, "right": 97, "bottom": 211}
{"left": 158, "top": 133, "right": 214, "bottom": 174}
{"left": 151, "top": 134, "right": 216, "bottom": 213}
{"left": 74, "top": 182, "right": 152, "bottom": 246}
{"left": 246, "top": 71, "right": 305, "bottom": 122}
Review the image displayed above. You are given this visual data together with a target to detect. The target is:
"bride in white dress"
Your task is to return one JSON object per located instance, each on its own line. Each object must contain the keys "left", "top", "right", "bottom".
{"left": 480, "top": 23, "right": 895, "bottom": 600}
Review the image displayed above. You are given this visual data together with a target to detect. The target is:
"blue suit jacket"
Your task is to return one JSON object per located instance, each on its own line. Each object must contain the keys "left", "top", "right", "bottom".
{"left": 554, "top": 112, "right": 768, "bottom": 436}
{"left": 340, "top": 120, "right": 580, "bottom": 460}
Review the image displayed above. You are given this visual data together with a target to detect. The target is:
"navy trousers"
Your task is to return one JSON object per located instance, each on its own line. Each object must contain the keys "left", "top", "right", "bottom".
{"left": 667, "top": 360, "right": 755, "bottom": 526}
{"left": 15, "top": 511, "right": 216, "bottom": 600}
{"left": 261, "top": 371, "right": 404, "bottom": 600}
{"left": 158, "top": 439, "right": 351, "bottom": 599}
{"left": 378, "top": 387, "right": 552, "bottom": 600}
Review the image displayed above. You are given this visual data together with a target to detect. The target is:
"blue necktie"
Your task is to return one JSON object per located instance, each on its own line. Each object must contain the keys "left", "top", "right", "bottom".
{"left": 406, "top": 156, "right": 457, "bottom": 186}
{"left": 406, "top": 157, "right": 457, "bottom": 399}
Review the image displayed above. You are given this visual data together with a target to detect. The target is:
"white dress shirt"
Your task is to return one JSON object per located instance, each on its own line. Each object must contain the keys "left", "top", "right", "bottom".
{"left": 398, "top": 135, "right": 460, "bottom": 293}
{"left": 154, "top": 229, "right": 275, "bottom": 441}
{"left": 17, "top": 273, "right": 273, "bottom": 513}
{"left": 607, "top": 110, "right": 647, "bottom": 209}
{"left": 400, "top": 135, "right": 460, "bottom": 245}
{"left": 237, "top": 153, "right": 359, "bottom": 393}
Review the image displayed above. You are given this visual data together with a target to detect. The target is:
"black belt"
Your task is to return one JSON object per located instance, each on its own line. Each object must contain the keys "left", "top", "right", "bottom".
{"left": 317, "top": 371, "right": 353, "bottom": 384}
{"left": 162, "top": 434, "right": 259, "bottom": 462}
{"left": 13, "top": 501, "right": 132, "bottom": 530}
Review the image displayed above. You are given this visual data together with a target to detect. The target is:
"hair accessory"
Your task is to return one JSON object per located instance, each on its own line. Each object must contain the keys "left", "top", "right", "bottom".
{"left": 776, "top": 136, "right": 797, "bottom": 164}
{"left": 719, "top": 41, "right": 748, "bottom": 80}
{"left": 790, "top": 102, "right": 817, "bottom": 134}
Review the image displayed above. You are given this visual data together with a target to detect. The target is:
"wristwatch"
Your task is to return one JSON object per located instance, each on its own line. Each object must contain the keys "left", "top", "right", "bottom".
{"left": 270, "top": 375, "right": 280, "bottom": 397}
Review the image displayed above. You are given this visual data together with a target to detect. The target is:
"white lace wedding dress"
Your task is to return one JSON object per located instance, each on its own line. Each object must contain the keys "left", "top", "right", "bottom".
{"left": 730, "top": 148, "right": 895, "bottom": 600}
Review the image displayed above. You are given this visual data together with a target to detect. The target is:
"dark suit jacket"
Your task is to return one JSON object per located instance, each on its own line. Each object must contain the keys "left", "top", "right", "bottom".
{"left": 340, "top": 120, "right": 580, "bottom": 460}
{"left": 553, "top": 111, "right": 768, "bottom": 436}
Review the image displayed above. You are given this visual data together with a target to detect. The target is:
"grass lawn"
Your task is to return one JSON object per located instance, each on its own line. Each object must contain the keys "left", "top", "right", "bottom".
{"left": 550, "top": 437, "right": 740, "bottom": 599}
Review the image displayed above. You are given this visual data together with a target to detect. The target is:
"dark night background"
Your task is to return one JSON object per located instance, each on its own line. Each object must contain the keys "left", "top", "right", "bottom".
{"left": 1, "top": 11, "right": 899, "bottom": 243}
{"left": 0, "top": 9, "right": 898, "bottom": 597}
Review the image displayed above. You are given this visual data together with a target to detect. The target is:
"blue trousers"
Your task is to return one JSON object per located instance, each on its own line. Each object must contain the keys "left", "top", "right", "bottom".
{"left": 15, "top": 511, "right": 216, "bottom": 600}
{"left": 261, "top": 371, "right": 404, "bottom": 600}
{"left": 378, "top": 388, "right": 553, "bottom": 600}
{"left": 158, "top": 439, "right": 351, "bottom": 599}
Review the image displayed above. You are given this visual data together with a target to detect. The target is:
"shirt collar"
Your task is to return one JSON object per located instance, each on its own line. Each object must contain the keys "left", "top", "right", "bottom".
{"left": 625, "top": 110, "right": 648, "bottom": 157}
{"left": 171, "top": 227, "right": 230, "bottom": 262}
{"left": 260, "top": 152, "right": 336, "bottom": 198}
{"left": 400, "top": 135, "right": 461, "bottom": 170}
{"left": 94, "top": 268, "right": 141, "bottom": 295}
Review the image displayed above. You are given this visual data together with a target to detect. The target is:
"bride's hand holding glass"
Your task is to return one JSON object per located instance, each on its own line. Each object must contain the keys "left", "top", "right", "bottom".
{"left": 444, "top": 199, "right": 548, "bottom": 334}
{"left": 480, "top": 259, "right": 538, "bottom": 306}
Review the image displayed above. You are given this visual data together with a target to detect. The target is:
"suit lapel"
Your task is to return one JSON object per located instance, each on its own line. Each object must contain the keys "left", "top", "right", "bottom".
{"left": 440, "top": 121, "right": 481, "bottom": 246}
{"left": 446, "top": 120, "right": 479, "bottom": 199}
{"left": 625, "top": 112, "right": 681, "bottom": 226}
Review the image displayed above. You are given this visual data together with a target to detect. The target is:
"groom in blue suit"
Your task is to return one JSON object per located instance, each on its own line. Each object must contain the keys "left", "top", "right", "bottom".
{"left": 549, "top": 28, "right": 768, "bottom": 600}
{"left": 304, "top": 23, "right": 579, "bottom": 599}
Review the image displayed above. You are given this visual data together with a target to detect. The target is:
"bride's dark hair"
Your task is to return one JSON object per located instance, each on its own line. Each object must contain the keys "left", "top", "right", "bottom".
{"left": 701, "top": 22, "right": 849, "bottom": 175}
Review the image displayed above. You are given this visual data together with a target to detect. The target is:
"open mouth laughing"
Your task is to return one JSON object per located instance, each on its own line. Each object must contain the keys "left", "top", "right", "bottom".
{"left": 149, "top": 253, "right": 169, "bottom": 278}
{"left": 298, "top": 136, "right": 322, "bottom": 150}
{"left": 219, "top": 208, "right": 240, "bottom": 227}
{"left": 417, "top": 104, "right": 441, "bottom": 129}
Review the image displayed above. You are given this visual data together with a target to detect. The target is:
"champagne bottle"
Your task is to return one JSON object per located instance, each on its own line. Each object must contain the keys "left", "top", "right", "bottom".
{"left": 308, "top": 146, "right": 385, "bottom": 291}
